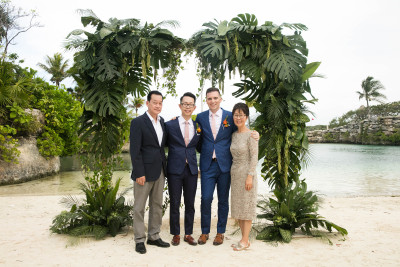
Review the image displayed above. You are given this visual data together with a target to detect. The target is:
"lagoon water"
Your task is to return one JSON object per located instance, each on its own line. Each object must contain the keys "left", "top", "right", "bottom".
{"left": 1, "top": 144, "right": 399, "bottom": 197}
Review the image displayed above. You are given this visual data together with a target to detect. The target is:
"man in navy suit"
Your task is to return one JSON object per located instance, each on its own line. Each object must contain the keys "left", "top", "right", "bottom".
{"left": 165, "top": 92, "right": 201, "bottom": 246}
{"left": 130, "top": 91, "right": 170, "bottom": 254}
{"left": 196, "top": 88, "right": 258, "bottom": 246}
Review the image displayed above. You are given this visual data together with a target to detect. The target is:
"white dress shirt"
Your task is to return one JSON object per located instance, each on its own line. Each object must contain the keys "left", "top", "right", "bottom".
{"left": 146, "top": 111, "right": 163, "bottom": 146}
{"left": 178, "top": 116, "right": 194, "bottom": 144}
{"left": 209, "top": 108, "right": 223, "bottom": 137}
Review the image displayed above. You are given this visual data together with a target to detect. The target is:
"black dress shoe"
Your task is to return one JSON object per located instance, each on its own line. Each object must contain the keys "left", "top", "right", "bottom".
{"left": 147, "top": 238, "right": 170, "bottom": 248}
{"left": 135, "top": 242, "right": 146, "bottom": 254}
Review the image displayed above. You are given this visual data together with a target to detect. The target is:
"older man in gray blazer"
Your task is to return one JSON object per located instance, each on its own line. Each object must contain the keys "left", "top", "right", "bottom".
{"left": 130, "top": 90, "right": 170, "bottom": 254}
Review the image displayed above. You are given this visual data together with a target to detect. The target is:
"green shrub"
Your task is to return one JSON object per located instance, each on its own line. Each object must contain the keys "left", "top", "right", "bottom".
{"left": 50, "top": 178, "right": 133, "bottom": 239}
{"left": 37, "top": 126, "right": 64, "bottom": 159}
{"left": 255, "top": 180, "right": 347, "bottom": 243}
{"left": 0, "top": 125, "right": 20, "bottom": 163}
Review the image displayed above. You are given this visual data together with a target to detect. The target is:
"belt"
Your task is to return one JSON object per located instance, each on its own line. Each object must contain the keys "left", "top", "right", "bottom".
{"left": 212, "top": 158, "right": 218, "bottom": 162}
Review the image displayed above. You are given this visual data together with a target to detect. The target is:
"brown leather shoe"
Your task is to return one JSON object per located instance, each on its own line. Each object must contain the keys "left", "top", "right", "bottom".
{"left": 184, "top": 235, "right": 197, "bottom": 246}
{"left": 198, "top": 234, "right": 209, "bottom": 245}
{"left": 213, "top": 233, "right": 224, "bottom": 245}
{"left": 171, "top": 235, "right": 180, "bottom": 246}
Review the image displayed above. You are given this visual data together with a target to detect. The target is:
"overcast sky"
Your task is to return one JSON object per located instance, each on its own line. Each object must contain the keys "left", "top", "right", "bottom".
{"left": 8, "top": 0, "right": 400, "bottom": 125}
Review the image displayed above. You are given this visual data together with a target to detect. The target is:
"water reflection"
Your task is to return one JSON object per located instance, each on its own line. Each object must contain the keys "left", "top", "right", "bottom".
{"left": 1, "top": 144, "right": 400, "bottom": 197}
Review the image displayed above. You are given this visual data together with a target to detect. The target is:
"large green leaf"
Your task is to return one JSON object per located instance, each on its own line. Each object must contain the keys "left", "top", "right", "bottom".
{"left": 264, "top": 47, "right": 306, "bottom": 83}
{"left": 217, "top": 20, "right": 230, "bottom": 36}
{"left": 301, "top": 62, "right": 321, "bottom": 82}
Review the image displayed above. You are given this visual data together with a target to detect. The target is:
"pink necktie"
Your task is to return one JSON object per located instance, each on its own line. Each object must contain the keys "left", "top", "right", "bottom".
{"left": 184, "top": 121, "right": 189, "bottom": 146}
{"left": 211, "top": 113, "right": 217, "bottom": 158}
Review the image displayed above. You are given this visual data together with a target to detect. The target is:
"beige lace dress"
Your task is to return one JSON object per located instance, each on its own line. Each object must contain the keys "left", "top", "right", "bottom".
{"left": 230, "top": 131, "right": 259, "bottom": 220}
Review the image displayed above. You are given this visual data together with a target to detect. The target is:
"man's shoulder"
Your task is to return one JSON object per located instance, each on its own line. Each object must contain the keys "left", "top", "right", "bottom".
{"left": 132, "top": 114, "right": 146, "bottom": 123}
{"left": 197, "top": 111, "right": 208, "bottom": 119}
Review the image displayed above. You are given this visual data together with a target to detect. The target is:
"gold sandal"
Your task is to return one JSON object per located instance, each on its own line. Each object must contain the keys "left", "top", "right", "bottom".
{"left": 233, "top": 241, "right": 250, "bottom": 251}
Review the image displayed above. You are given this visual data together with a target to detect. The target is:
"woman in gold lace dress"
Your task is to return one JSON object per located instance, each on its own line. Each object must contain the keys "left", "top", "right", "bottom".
{"left": 230, "top": 103, "right": 259, "bottom": 251}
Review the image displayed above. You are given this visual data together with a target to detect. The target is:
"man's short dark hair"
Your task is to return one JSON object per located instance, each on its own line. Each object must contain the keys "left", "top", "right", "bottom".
{"left": 232, "top": 102, "right": 249, "bottom": 117}
{"left": 205, "top": 87, "right": 221, "bottom": 97}
{"left": 147, "top": 90, "right": 163, "bottom": 102}
{"left": 180, "top": 92, "right": 196, "bottom": 103}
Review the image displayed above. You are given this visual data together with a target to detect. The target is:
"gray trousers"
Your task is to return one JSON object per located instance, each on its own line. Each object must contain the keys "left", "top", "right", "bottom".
{"left": 133, "top": 171, "right": 165, "bottom": 243}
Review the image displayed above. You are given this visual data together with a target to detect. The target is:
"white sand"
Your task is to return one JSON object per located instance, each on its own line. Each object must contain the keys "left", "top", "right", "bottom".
{"left": 1, "top": 195, "right": 400, "bottom": 266}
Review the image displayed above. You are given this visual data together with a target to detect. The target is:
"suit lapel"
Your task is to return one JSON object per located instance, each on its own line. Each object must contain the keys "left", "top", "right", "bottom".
{"left": 143, "top": 113, "right": 160, "bottom": 147}
{"left": 173, "top": 117, "right": 186, "bottom": 146}
{"left": 215, "top": 108, "right": 227, "bottom": 141}
{"left": 188, "top": 119, "right": 199, "bottom": 146}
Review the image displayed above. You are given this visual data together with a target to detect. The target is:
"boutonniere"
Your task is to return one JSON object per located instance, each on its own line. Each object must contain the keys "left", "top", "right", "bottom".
{"left": 196, "top": 123, "right": 201, "bottom": 135}
{"left": 222, "top": 115, "right": 230, "bottom": 128}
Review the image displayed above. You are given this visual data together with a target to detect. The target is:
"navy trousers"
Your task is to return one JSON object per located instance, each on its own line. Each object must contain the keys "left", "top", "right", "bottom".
{"left": 200, "top": 161, "right": 231, "bottom": 234}
{"left": 168, "top": 165, "right": 198, "bottom": 235}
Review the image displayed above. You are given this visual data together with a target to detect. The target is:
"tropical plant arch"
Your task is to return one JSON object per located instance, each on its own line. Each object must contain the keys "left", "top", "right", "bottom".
{"left": 60, "top": 11, "right": 347, "bottom": 241}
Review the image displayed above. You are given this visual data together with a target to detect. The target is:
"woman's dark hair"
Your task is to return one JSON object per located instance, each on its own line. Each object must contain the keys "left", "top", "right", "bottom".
{"left": 147, "top": 90, "right": 163, "bottom": 101}
{"left": 232, "top": 102, "right": 249, "bottom": 117}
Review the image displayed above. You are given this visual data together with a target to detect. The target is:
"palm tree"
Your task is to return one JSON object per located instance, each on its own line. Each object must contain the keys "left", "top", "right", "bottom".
{"left": 356, "top": 76, "right": 386, "bottom": 111}
{"left": 128, "top": 97, "right": 144, "bottom": 117}
{"left": 37, "top": 53, "right": 70, "bottom": 87}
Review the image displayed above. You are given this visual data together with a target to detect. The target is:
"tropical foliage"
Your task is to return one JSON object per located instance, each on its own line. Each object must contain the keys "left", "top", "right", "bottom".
{"left": 356, "top": 76, "right": 386, "bottom": 112}
{"left": 256, "top": 179, "right": 347, "bottom": 243}
{"left": 50, "top": 10, "right": 186, "bottom": 239}
{"left": 66, "top": 9, "right": 184, "bottom": 162}
{"left": 37, "top": 53, "right": 70, "bottom": 87}
{"left": 50, "top": 178, "right": 132, "bottom": 239}
{"left": 0, "top": 56, "right": 82, "bottom": 161}
{"left": 189, "top": 13, "right": 346, "bottom": 242}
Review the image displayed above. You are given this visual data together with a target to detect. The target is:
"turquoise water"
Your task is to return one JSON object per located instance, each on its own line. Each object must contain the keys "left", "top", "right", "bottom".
{"left": 0, "top": 144, "right": 399, "bottom": 197}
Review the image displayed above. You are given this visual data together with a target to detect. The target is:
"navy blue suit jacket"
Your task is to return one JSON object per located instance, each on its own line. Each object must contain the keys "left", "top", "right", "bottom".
{"left": 129, "top": 113, "right": 167, "bottom": 182}
{"left": 165, "top": 118, "right": 201, "bottom": 176}
{"left": 195, "top": 108, "right": 237, "bottom": 173}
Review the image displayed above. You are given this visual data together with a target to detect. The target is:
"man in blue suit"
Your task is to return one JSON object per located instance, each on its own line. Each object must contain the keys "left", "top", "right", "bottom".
{"left": 196, "top": 87, "right": 258, "bottom": 246}
{"left": 165, "top": 92, "right": 201, "bottom": 246}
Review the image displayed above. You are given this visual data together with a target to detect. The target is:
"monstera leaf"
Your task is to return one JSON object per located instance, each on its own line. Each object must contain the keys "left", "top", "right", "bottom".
{"left": 263, "top": 47, "right": 306, "bottom": 83}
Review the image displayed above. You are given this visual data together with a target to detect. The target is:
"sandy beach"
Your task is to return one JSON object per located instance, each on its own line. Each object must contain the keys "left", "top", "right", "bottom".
{"left": 1, "top": 194, "right": 400, "bottom": 266}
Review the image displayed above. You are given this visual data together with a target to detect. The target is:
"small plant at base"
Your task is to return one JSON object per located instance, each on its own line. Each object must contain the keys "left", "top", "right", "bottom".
{"left": 255, "top": 179, "right": 348, "bottom": 244}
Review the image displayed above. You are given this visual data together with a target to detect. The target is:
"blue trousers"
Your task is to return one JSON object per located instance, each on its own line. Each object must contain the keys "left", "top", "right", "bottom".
{"left": 200, "top": 161, "right": 231, "bottom": 234}
{"left": 168, "top": 165, "right": 198, "bottom": 235}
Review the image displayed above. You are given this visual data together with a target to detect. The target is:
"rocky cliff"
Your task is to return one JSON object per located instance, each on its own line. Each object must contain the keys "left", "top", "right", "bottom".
{"left": 307, "top": 116, "right": 400, "bottom": 145}
{"left": 0, "top": 109, "right": 60, "bottom": 185}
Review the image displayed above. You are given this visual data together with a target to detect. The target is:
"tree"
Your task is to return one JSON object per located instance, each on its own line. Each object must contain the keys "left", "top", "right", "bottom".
{"left": 0, "top": 0, "right": 42, "bottom": 59}
{"left": 128, "top": 96, "right": 144, "bottom": 117}
{"left": 50, "top": 10, "right": 185, "bottom": 239}
{"left": 356, "top": 76, "right": 386, "bottom": 111}
{"left": 37, "top": 53, "right": 70, "bottom": 87}
{"left": 189, "top": 13, "right": 346, "bottom": 242}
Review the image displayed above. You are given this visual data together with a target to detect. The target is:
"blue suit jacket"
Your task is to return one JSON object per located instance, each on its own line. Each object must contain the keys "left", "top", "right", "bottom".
{"left": 195, "top": 108, "right": 237, "bottom": 173}
{"left": 165, "top": 118, "right": 201, "bottom": 176}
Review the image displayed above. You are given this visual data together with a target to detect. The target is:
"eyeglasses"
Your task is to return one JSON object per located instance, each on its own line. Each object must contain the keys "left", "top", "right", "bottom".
{"left": 233, "top": 114, "right": 246, "bottom": 119}
{"left": 181, "top": 103, "right": 195, "bottom": 108}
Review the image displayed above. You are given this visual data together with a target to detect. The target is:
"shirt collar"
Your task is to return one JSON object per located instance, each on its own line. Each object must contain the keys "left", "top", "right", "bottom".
{"left": 209, "top": 108, "right": 222, "bottom": 117}
{"left": 178, "top": 116, "right": 192, "bottom": 126}
{"left": 146, "top": 111, "right": 160, "bottom": 123}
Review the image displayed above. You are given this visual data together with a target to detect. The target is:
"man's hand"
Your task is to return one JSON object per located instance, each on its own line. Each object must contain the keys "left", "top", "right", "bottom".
{"left": 251, "top": 130, "right": 260, "bottom": 141}
{"left": 136, "top": 176, "right": 146, "bottom": 186}
{"left": 245, "top": 175, "right": 253, "bottom": 191}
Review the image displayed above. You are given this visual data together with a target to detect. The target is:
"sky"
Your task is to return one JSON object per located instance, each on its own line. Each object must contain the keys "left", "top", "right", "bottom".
{"left": 7, "top": 0, "right": 400, "bottom": 125}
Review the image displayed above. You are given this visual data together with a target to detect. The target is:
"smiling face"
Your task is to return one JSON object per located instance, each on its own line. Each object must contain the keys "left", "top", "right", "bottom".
{"left": 146, "top": 94, "right": 163, "bottom": 117}
{"left": 206, "top": 91, "right": 222, "bottom": 113}
{"left": 179, "top": 96, "right": 196, "bottom": 118}
{"left": 233, "top": 109, "right": 247, "bottom": 128}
